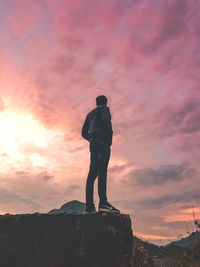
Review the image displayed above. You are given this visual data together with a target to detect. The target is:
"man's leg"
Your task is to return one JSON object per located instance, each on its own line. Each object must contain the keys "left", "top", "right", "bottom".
{"left": 97, "top": 144, "right": 111, "bottom": 204}
{"left": 85, "top": 143, "right": 98, "bottom": 207}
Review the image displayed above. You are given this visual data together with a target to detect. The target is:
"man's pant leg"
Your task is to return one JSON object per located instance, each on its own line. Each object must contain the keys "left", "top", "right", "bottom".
{"left": 97, "top": 143, "right": 111, "bottom": 204}
{"left": 85, "top": 143, "right": 98, "bottom": 207}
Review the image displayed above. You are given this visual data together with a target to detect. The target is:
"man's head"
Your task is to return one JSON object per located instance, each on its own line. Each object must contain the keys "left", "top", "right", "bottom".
{"left": 96, "top": 95, "right": 107, "bottom": 106}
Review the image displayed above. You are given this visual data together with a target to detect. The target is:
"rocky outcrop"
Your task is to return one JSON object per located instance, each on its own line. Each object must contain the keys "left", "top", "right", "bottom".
{"left": 48, "top": 200, "right": 86, "bottom": 214}
{"left": 0, "top": 212, "right": 133, "bottom": 267}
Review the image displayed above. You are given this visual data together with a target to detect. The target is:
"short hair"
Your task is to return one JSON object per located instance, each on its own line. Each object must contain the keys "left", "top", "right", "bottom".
{"left": 96, "top": 95, "right": 107, "bottom": 106}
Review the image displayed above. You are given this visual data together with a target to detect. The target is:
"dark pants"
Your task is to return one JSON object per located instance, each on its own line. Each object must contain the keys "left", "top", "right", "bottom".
{"left": 86, "top": 141, "right": 111, "bottom": 207}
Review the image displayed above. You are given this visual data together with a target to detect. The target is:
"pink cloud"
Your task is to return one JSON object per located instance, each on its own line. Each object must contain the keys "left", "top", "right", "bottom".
{"left": 8, "top": 0, "right": 41, "bottom": 40}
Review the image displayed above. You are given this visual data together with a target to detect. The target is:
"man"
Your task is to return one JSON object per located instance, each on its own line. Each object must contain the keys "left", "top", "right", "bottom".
{"left": 81, "top": 95, "right": 120, "bottom": 214}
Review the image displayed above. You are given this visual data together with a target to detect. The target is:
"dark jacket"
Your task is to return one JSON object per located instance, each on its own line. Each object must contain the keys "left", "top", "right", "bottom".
{"left": 81, "top": 104, "right": 113, "bottom": 146}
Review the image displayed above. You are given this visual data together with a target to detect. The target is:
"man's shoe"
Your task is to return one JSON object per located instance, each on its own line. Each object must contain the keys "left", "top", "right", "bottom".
{"left": 98, "top": 201, "right": 120, "bottom": 214}
{"left": 84, "top": 205, "right": 97, "bottom": 214}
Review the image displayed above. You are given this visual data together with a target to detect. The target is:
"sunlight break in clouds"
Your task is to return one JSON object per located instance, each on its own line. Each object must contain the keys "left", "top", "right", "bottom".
{"left": 0, "top": 97, "right": 63, "bottom": 172}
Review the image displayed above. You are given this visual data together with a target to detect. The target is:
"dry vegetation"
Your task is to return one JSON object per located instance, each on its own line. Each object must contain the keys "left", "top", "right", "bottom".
{"left": 132, "top": 206, "right": 200, "bottom": 266}
{"left": 132, "top": 232, "right": 200, "bottom": 267}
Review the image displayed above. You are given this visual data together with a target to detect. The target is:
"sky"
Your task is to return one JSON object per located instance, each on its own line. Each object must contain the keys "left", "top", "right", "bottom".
{"left": 0, "top": 0, "right": 200, "bottom": 246}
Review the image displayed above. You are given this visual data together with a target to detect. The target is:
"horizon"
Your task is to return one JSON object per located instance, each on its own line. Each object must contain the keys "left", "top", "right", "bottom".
{"left": 0, "top": 198, "right": 198, "bottom": 246}
{"left": 0, "top": 0, "right": 200, "bottom": 247}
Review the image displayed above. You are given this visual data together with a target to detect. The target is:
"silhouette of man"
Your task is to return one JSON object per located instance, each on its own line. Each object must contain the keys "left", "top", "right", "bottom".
{"left": 81, "top": 95, "right": 120, "bottom": 214}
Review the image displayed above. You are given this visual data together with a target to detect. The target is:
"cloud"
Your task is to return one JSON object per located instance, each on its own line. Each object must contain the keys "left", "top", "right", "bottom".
{"left": 123, "top": 163, "right": 199, "bottom": 186}
{"left": 0, "top": 187, "right": 25, "bottom": 204}
{"left": 37, "top": 171, "right": 54, "bottom": 181}
{"left": 0, "top": 187, "right": 42, "bottom": 213}
{"left": 151, "top": 96, "right": 200, "bottom": 138}
{"left": 8, "top": 0, "right": 44, "bottom": 40}
{"left": 2, "top": 0, "right": 199, "bottom": 145}
{"left": 136, "top": 190, "right": 200, "bottom": 210}
{"left": 0, "top": 170, "right": 59, "bottom": 213}
{"left": 109, "top": 162, "right": 133, "bottom": 174}
{"left": 64, "top": 184, "right": 81, "bottom": 196}
{"left": 147, "top": 94, "right": 200, "bottom": 164}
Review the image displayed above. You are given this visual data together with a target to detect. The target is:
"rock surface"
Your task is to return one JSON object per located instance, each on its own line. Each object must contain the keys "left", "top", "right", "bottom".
{"left": 0, "top": 212, "right": 133, "bottom": 267}
{"left": 48, "top": 200, "right": 86, "bottom": 214}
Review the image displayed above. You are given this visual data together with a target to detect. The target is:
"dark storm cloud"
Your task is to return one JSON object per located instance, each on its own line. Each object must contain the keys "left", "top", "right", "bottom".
{"left": 125, "top": 163, "right": 199, "bottom": 186}
{"left": 136, "top": 190, "right": 200, "bottom": 209}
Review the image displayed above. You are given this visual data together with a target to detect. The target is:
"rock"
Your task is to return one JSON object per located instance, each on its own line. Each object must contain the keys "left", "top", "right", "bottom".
{"left": 0, "top": 212, "right": 133, "bottom": 267}
{"left": 48, "top": 200, "right": 86, "bottom": 214}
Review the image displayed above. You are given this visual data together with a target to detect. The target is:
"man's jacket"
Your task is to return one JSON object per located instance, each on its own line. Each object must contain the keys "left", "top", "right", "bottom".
{"left": 81, "top": 104, "right": 113, "bottom": 146}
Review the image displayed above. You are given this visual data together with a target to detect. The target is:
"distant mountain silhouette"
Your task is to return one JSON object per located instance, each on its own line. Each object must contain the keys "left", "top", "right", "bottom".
{"left": 47, "top": 200, "right": 86, "bottom": 214}
{"left": 166, "top": 231, "right": 200, "bottom": 247}
{"left": 132, "top": 231, "right": 200, "bottom": 266}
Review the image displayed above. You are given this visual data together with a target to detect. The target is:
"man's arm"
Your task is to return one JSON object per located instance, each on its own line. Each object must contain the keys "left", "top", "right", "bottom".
{"left": 81, "top": 114, "right": 90, "bottom": 142}
{"left": 101, "top": 107, "right": 112, "bottom": 131}
{"left": 101, "top": 107, "right": 113, "bottom": 145}
{"left": 101, "top": 106, "right": 111, "bottom": 122}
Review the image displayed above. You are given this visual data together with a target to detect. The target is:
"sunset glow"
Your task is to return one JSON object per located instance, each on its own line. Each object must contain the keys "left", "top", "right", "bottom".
{"left": 0, "top": 0, "right": 199, "bottom": 246}
{"left": 0, "top": 109, "right": 63, "bottom": 171}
